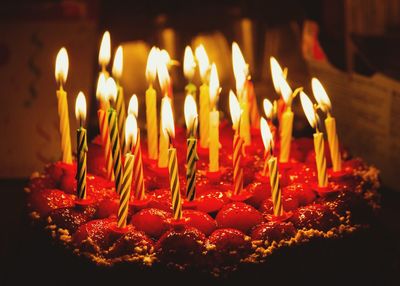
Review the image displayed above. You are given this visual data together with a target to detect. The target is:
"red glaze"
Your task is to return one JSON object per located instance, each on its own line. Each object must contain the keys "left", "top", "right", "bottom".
{"left": 183, "top": 209, "right": 216, "bottom": 236}
{"left": 283, "top": 183, "right": 316, "bottom": 206}
{"left": 196, "top": 189, "right": 229, "bottom": 214}
{"left": 97, "top": 198, "right": 119, "bottom": 219}
{"left": 290, "top": 204, "right": 340, "bottom": 231}
{"left": 59, "top": 171, "right": 77, "bottom": 195}
{"left": 48, "top": 204, "right": 97, "bottom": 233}
{"left": 147, "top": 188, "right": 172, "bottom": 212}
{"left": 260, "top": 196, "right": 299, "bottom": 214}
{"left": 130, "top": 208, "right": 171, "bottom": 239}
{"left": 251, "top": 221, "right": 296, "bottom": 242}
{"left": 28, "top": 188, "right": 75, "bottom": 217}
{"left": 216, "top": 202, "right": 262, "bottom": 233}
{"left": 107, "top": 228, "right": 154, "bottom": 258}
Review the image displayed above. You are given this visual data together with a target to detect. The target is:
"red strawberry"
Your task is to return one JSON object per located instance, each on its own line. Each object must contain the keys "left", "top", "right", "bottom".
{"left": 87, "top": 139, "right": 107, "bottom": 177}
{"left": 283, "top": 183, "right": 316, "bottom": 206}
{"left": 107, "top": 228, "right": 154, "bottom": 258}
{"left": 96, "top": 198, "right": 119, "bottom": 219}
{"left": 59, "top": 171, "right": 77, "bottom": 195}
{"left": 290, "top": 204, "right": 340, "bottom": 231}
{"left": 183, "top": 210, "right": 216, "bottom": 236}
{"left": 246, "top": 180, "right": 271, "bottom": 209}
{"left": 216, "top": 202, "right": 262, "bottom": 233}
{"left": 147, "top": 188, "right": 172, "bottom": 212}
{"left": 131, "top": 208, "right": 171, "bottom": 239}
{"left": 286, "top": 163, "right": 317, "bottom": 185}
{"left": 196, "top": 189, "right": 229, "bottom": 214}
{"left": 259, "top": 196, "right": 299, "bottom": 214}
{"left": 28, "top": 189, "right": 75, "bottom": 217}
{"left": 156, "top": 226, "right": 206, "bottom": 267}
{"left": 46, "top": 162, "right": 74, "bottom": 182}
{"left": 251, "top": 221, "right": 296, "bottom": 242}
{"left": 48, "top": 204, "right": 97, "bottom": 233}
{"left": 207, "top": 228, "right": 252, "bottom": 265}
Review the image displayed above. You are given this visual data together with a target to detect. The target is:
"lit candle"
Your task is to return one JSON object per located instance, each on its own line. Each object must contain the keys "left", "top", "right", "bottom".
{"left": 184, "top": 94, "right": 198, "bottom": 201}
{"left": 232, "top": 42, "right": 251, "bottom": 145}
{"left": 184, "top": 46, "right": 197, "bottom": 99}
{"left": 106, "top": 77, "right": 123, "bottom": 194}
{"left": 112, "top": 46, "right": 127, "bottom": 152}
{"left": 118, "top": 114, "right": 135, "bottom": 228}
{"left": 145, "top": 47, "right": 159, "bottom": 160}
{"left": 162, "top": 100, "right": 182, "bottom": 220}
{"left": 55, "top": 47, "right": 72, "bottom": 164}
{"left": 262, "top": 98, "right": 278, "bottom": 175}
{"left": 300, "top": 92, "right": 328, "bottom": 188}
{"left": 99, "top": 31, "right": 111, "bottom": 76}
{"left": 158, "top": 51, "right": 172, "bottom": 99}
{"left": 128, "top": 95, "right": 145, "bottom": 200}
{"left": 229, "top": 90, "right": 244, "bottom": 195}
{"left": 260, "top": 117, "right": 283, "bottom": 216}
{"left": 75, "top": 92, "right": 87, "bottom": 200}
{"left": 209, "top": 63, "right": 221, "bottom": 172}
{"left": 312, "top": 78, "right": 342, "bottom": 172}
{"left": 269, "top": 57, "right": 289, "bottom": 124}
{"left": 195, "top": 45, "right": 210, "bottom": 149}
{"left": 96, "top": 74, "right": 114, "bottom": 181}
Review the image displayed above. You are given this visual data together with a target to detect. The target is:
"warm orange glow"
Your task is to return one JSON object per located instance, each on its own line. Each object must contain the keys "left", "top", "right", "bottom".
{"left": 209, "top": 63, "right": 220, "bottom": 109}
{"left": 229, "top": 90, "right": 241, "bottom": 130}
{"left": 183, "top": 46, "right": 196, "bottom": 81}
{"left": 75, "top": 91, "right": 87, "bottom": 124}
{"left": 157, "top": 61, "right": 170, "bottom": 96}
{"left": 55, "top": 47, "right": 69, "bottom": 85}
{"left": 300, "top": 91, "right": 317, "bottom": 128}
{"left": 232, "top": 42, "right": 247, "bottom": 92}
{"left": 159, "top": 49, "right": 171, "bottom": 65}
{"left": 184, "top": 94, "right": 198, "bottom": 133}
{"left": 106, "top": 77, "right": 118, "bottom": 103}
{"left": 99, "top": 31, "right": 111, "bottom": 67}
{"left": 125, "top": 113, "right": 138, "bottom": 148}
{"left": 128, "top": 94, "right": 138, "bottom": 117}
{"left": 112, "top": 46, "right": 123, "bottom": 79}
{"left": 96, "top": 73, "right": 107, "bottom": 101}
{"left": 279, "top": 76, "right": 293, "bottom": 104}
{"left": 260, "top": 117, "right": 273, "bottom": 151}
{"left": 311, "top": 78, "right": 332, "bottom": 113}
{"left": 161, "top": 98, "right": 175, "bottom": 139}
{"left": 270, "top": 57, "right": 284, "bottom": 94}
{"left": 146, "top": 47, "right": 159, "bottom": 84}
{"left": 195, "top": 44, "right": 210, "bottom": 82}
{"left": 263, "top": 98, "right": 273, "bottom": 119}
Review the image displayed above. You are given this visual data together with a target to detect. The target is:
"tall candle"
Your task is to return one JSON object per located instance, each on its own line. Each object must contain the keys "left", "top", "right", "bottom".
{"left": 312, "top": 78, "right": 342, "bottom": 172}
{"left": 158, "top": 97, "right": 170, "bottom": 168}
{"left": 106, "top": 78, "right": 123, "bottom": 194}
{"left": 112, "top": 46, "right": 127, "bottom": 152}
{"left": 195, "top": 45, "right": 210, "bottom": 149}
{"left": 229, "top": 91, "right": 244, "bottom": 195}
{"left": 75, "top": 92, "right": 87, "bottom": 200}
{"left": 99, "top": 31, "right": 111, "bottom": 76}
{"left": 184, "top": 46, "right": 197, "bottom": 99}
{"left": 145, "top": 47, "right": 159, "bottom": 160}
{"left": 300, "top": 92, "right": 328, "bottom": 188}
{"left": 55, "top": 47, "right": 72, "bottom": 164}
{"left": 184, "top": 95, "right": 198, "bottom": 201}
{"left": 209, "top": 64, "right": 220, "bottom": 172}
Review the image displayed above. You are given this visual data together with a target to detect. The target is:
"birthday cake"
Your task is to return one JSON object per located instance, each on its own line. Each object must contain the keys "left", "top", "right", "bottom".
{"left": 26, "top": 122, "right": 380, "bottom": 276}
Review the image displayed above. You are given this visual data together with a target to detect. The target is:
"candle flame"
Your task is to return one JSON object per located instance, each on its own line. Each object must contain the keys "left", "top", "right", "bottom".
{"left": 260, "top": 117, "right": 273, "bottom": 152}
{"left": 263, "top": 98, "right": 273, "bottom": 119}
{"left": 157, "top": 60, "right": 170, "bottom": 96}
{"left": 55, "top": 47, "right": 69, "bottom": 85}
{"left": 96, "top": 73, "right": 107, "bottom": 101}
{"left": 146, "top": 47, "right": 159, "bottom": 84}
{"left": 161, "top": 98, "right": 175, "bottom": 139}
{"left": 311, "top": 77, "right": 332, "bottom": 113}
{"left": 270, "top": 57, "right": 284, "bottom": 94}
{"left": 232, "top": 42, "right": 247, "bottom": 92}
{"left": 125, "top": 113, "right": 138, "bottom": 148}
{"left": 106, "top": 77, "right": 118, "bottom": 103}
{"left": 183, "top": 46, "right": 196, "bottom": 81}
{"left": 229, "top": 90, "right": 241, "bottom": 130}
{"left": 128, "top": 94, "right": 138, "bottom": 117}
{"left": 184, "top": 94, "right": 198, "bottom": 133}
{"left": 112, "top": 46, "right": 123, "bottom": 79}
{"left": 75, "top": 91, "right": 87, "bottom": 124}
{"left": 279, "top": 76, "right": 293, "bottom": 104}
{"left": 99, "top": 31, "right": 111, "bottom": 67}
{"left": 159, "top": 49, "right": 172, "bottom": 66}
{"left": 195, "top": 44, "right": 210, "bottom": 82}
{"left": 209, "top": 63, "right": 220, "bottom": 109}
{"left": 300, "top": 91, "right": 317, "bottom": 128}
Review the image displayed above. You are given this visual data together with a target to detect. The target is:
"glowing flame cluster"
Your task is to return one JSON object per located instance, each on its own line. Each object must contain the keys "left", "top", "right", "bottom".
{"left": 125, "top": 113, "right": 138, "bottom": 147}
{"left": 195, "top": 44, "right": 210, "bottom": 83}
{"left": 99, "top": 31, "right": 111, "bottom": 67}
{"left": 184, "top": 94, "right": 198, "bottom": 134}
{"left": 112, "top": 46, "right": 123, "bottom": 79}
{"left": 161, "top": 98, "right": 175, "bottom": 139}
{"left": 300, "top": 92, "right": 317, "bottom": 129}
{"left": 311, "top": 78, "right": 332, "bottom": 113}
{"left": 232, "top": 42, "right": 248, "bottom": 92}
{"left": 229, "top": 90, "right": 241, "bottom": 130}
{"left": 270, "top": 57, "right": 292, "bottom": 104}
{"left": 260, "top": 117, "right": 273, "bottom": 152}
{"left": 184, "top": 46, "right": 196, "bottom": 81}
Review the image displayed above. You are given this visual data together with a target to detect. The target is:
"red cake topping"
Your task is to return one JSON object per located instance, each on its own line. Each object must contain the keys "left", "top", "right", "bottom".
{"left": 216, "top": 202, "right": 263, "bottom": 233}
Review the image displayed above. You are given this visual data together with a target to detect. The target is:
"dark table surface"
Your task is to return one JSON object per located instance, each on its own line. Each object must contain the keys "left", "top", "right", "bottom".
{"left": 1, "top": 179, "right": 400, "bottom": 286}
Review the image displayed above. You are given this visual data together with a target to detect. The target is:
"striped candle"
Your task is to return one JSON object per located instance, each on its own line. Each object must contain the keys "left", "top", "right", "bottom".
{"left": 75, "top": 92, "right": 87, "bottom": 200}
{"left": 233, "top": 134, "right": 244, "bottom": 195}
{"left": 268, "top": 156, "right": 283, "bottom": 216}
{"left": 314, "top": 132, "right": 329, "bottom": 187}
{"left": 108, "top": 108, "right": 123, "bottom": 194}
{"left": 325, "top": 116, "right": 342, "bottom": 172}
{"left": 186, "top": 137, "right": 197, "bottom": 201}
{"left": 168, "top": 147, "right": 182, "bottom": 220}
{"left": 118, "top": 152, "right": 133, "bottom": 228}
{"left": 145, "top": 85, "right": 158, "bottom": 160}
{"left": 97, "top": 110, "right": 114, "bottom": 181}
{"left": 132, "top": 128, "right": 145, "bottom": 200}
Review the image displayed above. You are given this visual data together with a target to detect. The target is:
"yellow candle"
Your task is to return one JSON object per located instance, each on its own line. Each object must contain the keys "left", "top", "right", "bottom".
{"left": 145, "top": 47, "right": 159, "bottom": 160}
{"left": 158, "top": 97, "right": 170, "bottom": 168}
{"left": 118, "top": 152, "right": 133, "bottom": 228}
{"left": 209, "top": 64, "right": 220, "bottom": 172}
{"left": 75, "top": 92, "right": 87, "bottom": 200}
{"left": 195, "top": 45, "right": 210, "bottom": 149}
{"left": 55, "top": 47, "right": 72, "bottom": 164}
{"left": 300, "top": 92, "right": 328, "bottom": 188}
{"left": 279, "top": 108, "right": 293, "bottom": 163}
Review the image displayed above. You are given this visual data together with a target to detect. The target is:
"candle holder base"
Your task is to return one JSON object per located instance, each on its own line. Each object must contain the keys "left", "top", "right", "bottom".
{"left": 109, "top": 223, "right": 130, "bottom": 235}
{"left": 265, "top": 211, "right": 293, "bottom": 222}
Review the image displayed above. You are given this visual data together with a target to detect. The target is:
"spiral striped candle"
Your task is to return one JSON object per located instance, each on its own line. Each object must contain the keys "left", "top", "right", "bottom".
{"left": 117, "top": 152, "right": 133, "bottom": 228}
{"left": 268, "top": 156, "right": 283, "bottom": 216}
{"left": 132, "top": 129, "right": 145, "bottom": 200}
{"left": 279, "top": 109, "right": 293, "bottom": 163}
{"left": 77, "top": 127, "right": 87, "bottom": 199}
{"left": 199, "top": 84, "right": 210, "bottom": 148}
{"left": 313, "top": 132, "right": 328, "bottom": 187}
{"left": 145, "top": 86, "right": 158, "bottom": 160}
{"left": 325, "top": 116, "right": 342, "bottom": 172}
{"left": 57, "top": 89, "right": 73, "bottom": 164}
{"left": 158, "top": 97, "right": 170, "bottom": 168}
{"left": 186, "top": 137, "right": 198, "bottom": 201}
{"left": 233, "top": 134, "right": 244, "bottom": 195}
{"left": 168, "top": 148, "right": 182, "bottom": 220}
{"left": 108, "top": 108, "right": 123, "bottom": 194}
{"left": 98, "top": 110, "right": 114, "bottom": 181}
{"left": 115, "top": 85, "right": 126, "bottom": 152}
